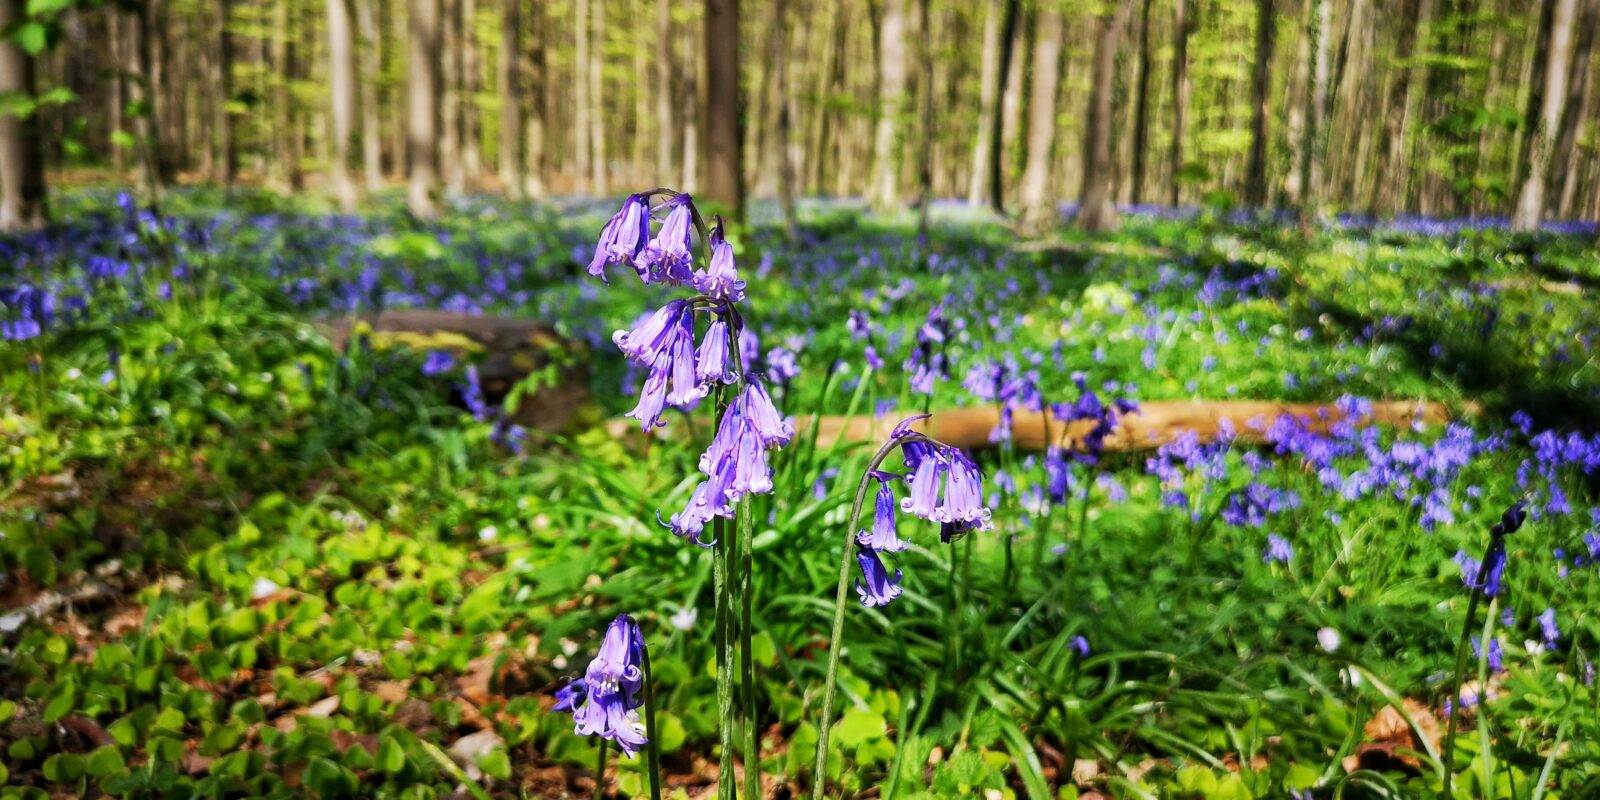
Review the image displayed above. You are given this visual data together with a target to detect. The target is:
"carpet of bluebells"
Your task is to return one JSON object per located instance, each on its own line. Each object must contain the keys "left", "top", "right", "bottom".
{"left": 3, "top": 188, "right": 1600, "bottom": 799}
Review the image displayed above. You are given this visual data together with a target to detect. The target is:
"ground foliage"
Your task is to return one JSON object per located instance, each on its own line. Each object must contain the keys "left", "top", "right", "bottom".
{"left": 2, "top": 190, "right": 1600, "bottom": 798}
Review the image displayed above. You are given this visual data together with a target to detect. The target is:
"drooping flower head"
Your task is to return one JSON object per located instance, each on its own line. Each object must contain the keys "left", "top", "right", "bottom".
{"left": 637, "top": 194, "right": 696, "bottom": 285}
{"left": 855, "top": 548, "right": 903, "bottom": 608}
{"left": 588, "top": 194, "right": 652, "bottom": 281}
{"left": 857, "top": 472, "right": 907, "bottom": 552}
{"left": 557, "top": 614, "right": 649, "bottom": 757}
{"left": 694, "top": 222, "right": 747, "bottom": 302}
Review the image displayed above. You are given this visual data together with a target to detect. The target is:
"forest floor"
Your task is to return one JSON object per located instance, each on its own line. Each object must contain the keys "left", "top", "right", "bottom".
{"left": 2, "top": 189, "right": 1600, "bottom": 799}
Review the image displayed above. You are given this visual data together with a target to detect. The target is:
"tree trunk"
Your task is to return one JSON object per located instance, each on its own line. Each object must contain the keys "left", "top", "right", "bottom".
{"left": 1514, "top": 0, "right": 1578, "bottom": 230}
{"left": 808, "top": 0, "right": 846, "bottom": 194}
{"left": 1129, "top": 0, "right": 1154, "bottom": 205}
{"left": 681, "top": 7, "right": 700, "bottom": 192}
{"left": 214, "top": 0, "right": 235, "bottom": 184}
{"left": 998, "top": 12, "right": 1024, "bottom": 210}
{"left": 440, "top": 0, "right": 462, "bottom": 194}
{"left": 589, "top": 0, "right": 606, "bottom": 193}
{"left": 868, "top": 0, "right": 907, "bottom": 214}
{"left": 1301, "top": 0, "right": 1330, "bottom": 214}
{"left": 357, "top": 0, "right": 383, "bottom": 189}
{"left": 524, "top": 0, "right": 547, "bottom": 197}
{"left": 407, "top": 0, "right": 441, "bottom": 218}
{"left": 461, "top": 0, "right": 480, "bottom": 186}
{"left": 0, "top": 0, "right": 46, "bottom": 231}
{"left": 1245, "top": 0, "right": 1274, "bottom": 208}
{"left": 775, "top": 0, "right": 798, "bottom": 238}
{"left": 1169, "top": 0, "right": 1191, "bottom": 206}
{"left": 111, "top": 11, "right": 126, "bottom": 175}
{"left": 329, "top": 0, "right": 360, "bottom": 210}
{"left": 273, "top": 0, "right": 302, "bottom": 190}
{"left": 498, "top": 0, "right": 522, "bottom": 197}
{"left": 127, "top": 3, "right": 162, "bottom": 195}
{"left": 1018, "top": 4, "right": 1064, "bottom": 232}
{"left": 704, "top": 0, "right": 742, "bottom": 216}
{"left": 655, "top": 0, "right": 674, "bottom": 179}
{"left": 968, "top": 0, "right": 1018, "bottom": 211}
{"left": 915, "top": 0, "right": 933, "bottom": 237}
{"left": 1556, "top": 0, "right": 1597, "bottom": 218}
{"left": 1368, "top": 0, "right": 1433, "bottom": 217}
{"left": 1078, "top": 4, "right": 1125, "bottom": 232}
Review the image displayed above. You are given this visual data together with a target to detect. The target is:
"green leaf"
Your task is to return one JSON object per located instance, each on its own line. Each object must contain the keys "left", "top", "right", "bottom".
{"left": 13, "top": 21, "right": 48, "bottom": 55}
{"left": 85, "top": 745, "right": 127, "bottom": 778}
{"left": 25, "top": 0, "right": 73, "bottom": 17}
{"left": 0, "top": 699, "right": 17, "bottom": 724}
{"left": 833, "top": 708, "right": 886, "bottom": 748}
{"left": 42, "top": 680, "right": 77, "bottom": 722}
{"left": 378, "top": 735, "right": 407, "bottom": 774}
{"left": 477, "top": 748, "right": 511, "bottom": 780}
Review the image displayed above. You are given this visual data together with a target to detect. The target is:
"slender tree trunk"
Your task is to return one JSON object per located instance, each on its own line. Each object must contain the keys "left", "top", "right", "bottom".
{"left": 682, "top": 8, "right": 700, "bottom": 193}
{"left": 498, "top": 0, "right": 522, "bottom": 197}
{"left": 774, "top": 0, "right": 798, "bottom": 237}
{"left": 704, "top": 0, "right": 742, "bottom": 216}
{"left": 1512, "top": 0, "right": 1557, "bottom": 210}
{"left": 655, "top": 0, "right": 675, "bottom": 179}
{"left": 0, "top": 0, "right": 46, "bottom": 231}
{"left": 1245, "top": 0, "right": 1274, "bottom": 208}
{"left": 1556, "top": 0, "right": 1597, "bottom": 218}
{"left": 407, "top": 0, "right": 441, "bottom": 218}
{"left": 214, "top": 0, "right": 235, "bottom": 184}
{"left": 573, "top": 0, "right": 590, "bottom": 191}
{"left": 915, "top": 0, "right": 934, "bottom": 236}
{"left": 111, "top": 11, "right": 126, "bottom": 175}
{"left": 1169, "top": 0, "right": 1191, "bottom": 206}
{"left": 1129, "top": 0, "right": 1154, "bottom": 205}
{"left": 997, "top": 9, "right": 1024, "bottom": 210}
{"left": 968, "top": 0, "right": 1017, "bottom": 211}
{"left": 1018, "top": 4, "right": 1064, "bottom": 231}
{"left": 1285, "top": 0, "right": 1311, "bottom": 206}
{"left": 329, "top": 0, "right": 360, "bottom": 210}
{"left": 127, "top": 3, "right": 162, "bottom": 195}
{"left": 589, "top": 0, "right": 607, "bottom": 192}
{"left": 809, "top": 0, "right": 846, "bottom": 194}
{"left": 273, "top": 0, "right": 301, "bottom": 189}
{"left": 1301, "top": 0, "right": 1330, "bottom": 214}
{"left": 440, "top": 0, "right": 462, "bottom": 193}
{"left": 1079, "top": 4, "right": 1125, "bottom": 231}
{"left": 461, "top": 0, "right": 480, "bottom": 186}
{"left": 1368, "top": 0, "right": 1433, "bottom": 216}
{"left": 868, "top": 0, "right": 907, "bottom": 214}
{"left": 524, "top": 0, "right": 548, "bottom": 197}
{"left": 1515, "top": 0, "right": 1578, "bottom": 230}
{"left": 357, "top": 0, "right": 383, "bottom": 189}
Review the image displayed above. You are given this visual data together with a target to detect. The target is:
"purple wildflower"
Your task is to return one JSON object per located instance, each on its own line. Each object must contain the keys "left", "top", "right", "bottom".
{"left": 857, "top": 473, "right": 907, "bottom": 552}
{"left": 558, "top": 614, "right": 649, "bottom": 757}
{"left": 855, "top": 548, "right": 903, "bottom": 608}
{"left": 588, "top": 194, "right": 652, "bottom": 281}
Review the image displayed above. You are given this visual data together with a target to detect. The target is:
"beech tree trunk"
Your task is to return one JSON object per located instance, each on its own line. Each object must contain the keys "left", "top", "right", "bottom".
{"left": 704, "top": 0, "right": 742, "bottom": 216}
{"left": 1556, "top": 0, "right": 1598, "bottom": 218}
{"left": 1018, "top": 4, "right": 1064, "bottom": 232}
{"left": 868, "top": 0, "right": 907, "bottom": 214}
{"left": 461, "top": 0, "right": 480, "bottom": 186}
{"left": 214, "top": 0, "right": 235, "bottom": 184}
{"left": 127, "top": 2, "right": 162, "bottom": 195}
{"left": 0, "top": 0, "right": 47, "bottom": 231}
{"left": 407, "top": 0, "right": 441, "bottom": 218}
{"left": 273, "top": 0, "right": 302, "bottom": 190}
{"left": 498, "top": 0, "right": 522, "bottom": 197}
{"left": 1514, "top": 0, "right": 1578, "bottom": 230}
{"left": 524, "top": 0, "right": 548, "bottom": 197}
{"left": 1078, "top": 4, "right": 1125, "bottom": 232}
{"left": 775, "top": 0, "right": 798, "bottom": 238}
{"left": 329, "top": 0, "right": 360, "bottom": 211}
{"left": 655, "top": 0, "right": 674, "bottom": 179}
{"left": 440, "top": 0, "right": 462, "bottom": 194}
{"left": 1369, "top": 0, "right": 1433, "bottom": 216}
{"left": 1245, "top": 0, "right": 1274, "bottom": 208}
{"left": 357, "top": 0, "right": 382, "bottom": 189}
{"left": 589, "top": 0, "right": 606, "bottom": 193}
{"left": 1169, "top": 0, "right": 1191, "bottom": 206}
{"left": 968, "top": 0, "right": 1018, "bottom": 211}
{"left": 1129, "top": 0, "right": 1153, "bottom": 205}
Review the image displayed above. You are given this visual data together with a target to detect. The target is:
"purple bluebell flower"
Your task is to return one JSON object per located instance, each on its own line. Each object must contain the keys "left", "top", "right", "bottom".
{"left": 637, "top": 194, "right": 696, "bottom": 284}
{"left": 855, "top": 548, "right": 903, "bottom": 608}
{"left": 1263, "top": 534, "right": 1294, "bottom": 564}
{"left": 1538, "top": 607, "right": 1560, "bottom": 649}
{"left": 740, "top": 376, "right": 794, "bottom": 448}
{"left": 559, "top": 614, "right": 649, "bottom": 757}
{"left": 421, "top": 349, "right": 455, "bottom": 376}
{"left": 614, "top": 299, "right": 690, "bottom": 366}
{"left": 695, "top": 318, "right": 735, "bottom": 387}
{"left": 588, "top": 194, "right": 652, "bottom": 281}
{"left": 694, "top": 223, "right": 746, "bottom": 301}
{"left": 1070, "top": 636, "right": 1090, "bottom": 658}
{"left": 857, "top": 473, "right": 907, "bottom": 552}
{"left": 625, "top": 353, "right": 673, "bottom": 431}
{"left": 459, "top": 366, "right": 491, "bottom": 422}
{"left": 1472, "top": 635, "right": 1504, "bottom": 672}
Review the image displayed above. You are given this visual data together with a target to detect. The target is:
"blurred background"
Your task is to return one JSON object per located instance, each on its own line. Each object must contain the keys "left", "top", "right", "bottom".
{"left": 1, "top": 0, "right": 1598, "bottom": 232}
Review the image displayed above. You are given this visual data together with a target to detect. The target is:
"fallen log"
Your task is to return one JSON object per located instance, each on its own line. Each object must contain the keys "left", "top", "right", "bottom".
{"left": 804, "top": 399, "right": 1479, "bottom": 452}
{"left": 317, "top": 310, "right": 591, "bottom": 432}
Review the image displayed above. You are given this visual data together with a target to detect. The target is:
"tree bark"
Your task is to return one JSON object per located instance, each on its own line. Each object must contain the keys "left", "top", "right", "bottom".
{"left": 523, "top": 0, "right": 548, "bottom": 197}
{"left": 1018, "top": 3, "right": 1064, "bottom": 232}
{"left": 214, "top": 0, "right": 235, "bottom": 184}
{"left": 272, "top": 0, "right": 302, "bottom": 190}
{"left": 357, "top": 0, "right": 383, "bottom": 189}
{"left": 1368, "top": 0, "right": 1433, "bottom": 217}
{"left": 704, "top": 0, "right": 742, "bottom": 216}
{"left": 1245, "top": 0, "right": 1274, "bottom": 208}
{"left": 329, "top": 0, "right": 360, "bottom": 210}
{"left": 998, "top": 10, "right": 1024, "bottom": 210}
{"left": 1169, "top": 0, "right": 1191, "bottom": 206}
{"left": 126, "top": 2, "right": 162, "bottom": 195}
{"left": 1514, "top": 0, "right": 1578, "bottom": 230}
{"left": 1078, "top": 3, "right": 1125, "bottom": 232}
{"left": 440, "top": 0, "right": 462, "bottom": 193}
{"left": 655, "top": 0, "right": 675, "bottom": 179}
{"left": 915, "top": 0, "right": 933, "bottom": 237}
{"left": 461, "top": 0, "right": 480, "bottom": 186}
{"left": 968, "top": 0, "right": 1018, "bottom": 211}
{"left": 867, "top": 0, "right": 907, "bottom": 214}
{"left": 775, "top": 0, "right": 798, "bottom": 238}
{"left": 497, "top": 0, "right": 522, "bottom": 197}
{"left": 681, "top": 7, "right": 700, "bottom": 192}
{"left": 1556, "top": 0, "right": 1597, "bottom": 218}
{"left": 0, "top": 0, "right": 47, "bottom": 231}
{"left": 589, "top": 0, "right": 606, "bottom": 193}
{"left": 1129, "top": 0, "right": 1154, "bottom": 205}
{"left": 407, "top": 0, "right": 441, "bottom": 218}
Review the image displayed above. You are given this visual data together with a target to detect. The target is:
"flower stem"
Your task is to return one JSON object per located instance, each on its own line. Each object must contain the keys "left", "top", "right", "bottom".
{"left": 1441, "top": 551, "right": 1492, "bottom": 799}
{"left": 812, "top": 436, "right": 923, "bottom": 800}
{"left": 714, "top": 514, "right": 736, "bottom": 800}
{"left": 595, "top": 739, "right": 609, "bottom": 799}
{"left": 641, "top": 643, "right": 664, "bottom": 800}
{"left": 739, "top": 497, "right": 760, "bottom": 800}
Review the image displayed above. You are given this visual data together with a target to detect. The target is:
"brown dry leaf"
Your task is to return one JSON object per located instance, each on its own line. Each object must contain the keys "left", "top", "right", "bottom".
{"left": 329, "top": 729, "right": 378, "bottom": 755}
{"left": 374, "top": 679, "right": 411, "bottom": 705}
{"left": 1344, "top": 698, "right": 1442, "bottom": 773}
{"left": 1071, "top": 758, "right": 1101, "bottom": 785}
{"left": 305, "top": 695, "right": 341, "bottom": 718}
{"left": 182, "top": 751, "right": 214, "bottom": 775}
{"left": 102, "top": 606, "right": 147, "bottom": 637}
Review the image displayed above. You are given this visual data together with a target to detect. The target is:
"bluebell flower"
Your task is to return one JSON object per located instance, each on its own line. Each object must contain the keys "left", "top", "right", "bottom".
{"left": 459, "top": 366, "right": 491, "bottom": 422}
{"left": 1472, "top": 635, "right": 1504, "bottom": 672}
{"left": 557, "top": 614, "right": 649, "bottom": 757}
{"left": 637, "top": 194, "right": 695, "bottom": 285}
{"left": 1538, "top": 607, "right": 1560, "bottom": 649}
{"left": 857, "top": 473, "right": 907, "bottom": 552}
{"left": 614, "top": 299, "right": 690, "bottom": 366}
{"left": 695, "top": 318, "right": 735, "bottom": 387}
{"left": 694, "top": 223, "right": 746, "bottom": 301}
{"left": 854, "top": 548, "right": 903, "bottom": 608}
{"left": 1070, "top": 636, "right": 1090, "bottom": 658}
{"left": 421, "top": 349, "right": 455, "bottom": 376}
{"left": 587, "top": 194, "right": 652, "bottom": 282}
{"left": 1263, "top": 534, "right": 1294, "bottom": 564}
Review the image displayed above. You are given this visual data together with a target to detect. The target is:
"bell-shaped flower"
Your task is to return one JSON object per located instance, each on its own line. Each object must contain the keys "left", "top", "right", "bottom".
{"left": 855, "top": 548, "right": 903, "bottom": 608}
{"left": 587, "top": 194, "right": 651, "bottom": 281}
